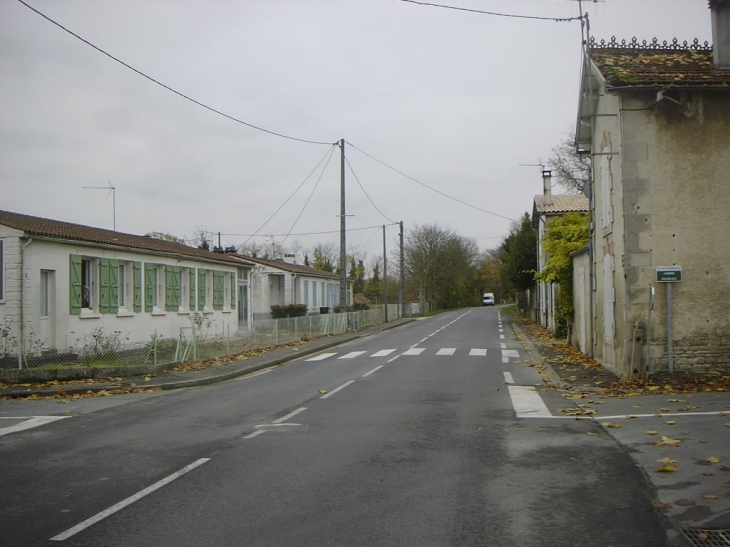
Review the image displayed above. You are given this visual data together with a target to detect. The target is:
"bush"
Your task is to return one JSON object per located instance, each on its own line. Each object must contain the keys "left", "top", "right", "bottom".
{"left": 270, "top": 304, "right": 308, "bottom": 318}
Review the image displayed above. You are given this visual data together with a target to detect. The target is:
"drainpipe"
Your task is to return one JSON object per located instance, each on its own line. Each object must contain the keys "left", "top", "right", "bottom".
{"left": 19, "top": 237, "right": 33, "bottom": 369}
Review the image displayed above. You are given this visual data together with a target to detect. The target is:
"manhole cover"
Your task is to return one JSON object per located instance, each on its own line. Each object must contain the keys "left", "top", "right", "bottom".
{"left": 681, "top": 528, "right": 730, "bottom": 547}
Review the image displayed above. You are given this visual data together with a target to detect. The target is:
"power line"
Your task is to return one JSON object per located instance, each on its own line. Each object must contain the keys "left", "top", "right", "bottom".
{"left": 344, "top": 157, "right": 396, "bottom": 224}
{"left": 400, "top": 0, "right": 585, "bottom": 22}
{"left": 207, "top": 224, "right": 395, "bottom": 239}
{"left": 17, "top": 0, "right": 336, "bottom": 146}
{"left": 280, "top": 146, "right": 337, "bottom": 247}
{"left": 346, "top": 142, "right": 518, "bottom": 222}
{"left": 239, "top": 144, "right": 339, "bottom": 249}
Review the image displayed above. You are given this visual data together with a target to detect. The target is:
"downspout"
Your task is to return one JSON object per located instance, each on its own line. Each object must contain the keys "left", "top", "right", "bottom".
{"left": 19, "top": 237, "right": 33, "bottom": 369}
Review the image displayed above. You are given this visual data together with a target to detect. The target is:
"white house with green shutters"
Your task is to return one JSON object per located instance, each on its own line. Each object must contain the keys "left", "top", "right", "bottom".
{"left": 0, "top": 210, "right": 253, "bottom": 356}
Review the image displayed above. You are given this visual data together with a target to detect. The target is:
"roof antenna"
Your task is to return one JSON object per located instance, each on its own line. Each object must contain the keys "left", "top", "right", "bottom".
{"left": 82, "top": 181, "right": 116, "bottom": 231}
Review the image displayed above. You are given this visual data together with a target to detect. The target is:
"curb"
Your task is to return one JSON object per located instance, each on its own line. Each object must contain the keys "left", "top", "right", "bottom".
{"left": 509, "top": 319, "right": 565, "bottom": 387}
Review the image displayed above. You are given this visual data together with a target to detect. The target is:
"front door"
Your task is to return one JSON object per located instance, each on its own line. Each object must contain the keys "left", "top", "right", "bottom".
{"left": 39, "top": 270, "right": 55, "bottom": 350}
{"left": 237, "top": 282, "right": 248, "bottom": 330}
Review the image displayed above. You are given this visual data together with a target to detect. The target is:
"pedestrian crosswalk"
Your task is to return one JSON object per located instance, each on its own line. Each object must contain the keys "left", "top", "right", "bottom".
{"left": 304, "top": 347, "right": 520, "bottom": 362}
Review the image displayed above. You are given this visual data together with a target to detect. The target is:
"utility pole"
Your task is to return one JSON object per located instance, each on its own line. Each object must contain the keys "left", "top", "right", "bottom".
{"left": 399, "top": 221, "right": 405, "bottom": 319}
{"left": 339, "top": 139, "right": 347, "bottom": 313}
{"left": 383, "top": 225, "right": 388, "bottom": 322}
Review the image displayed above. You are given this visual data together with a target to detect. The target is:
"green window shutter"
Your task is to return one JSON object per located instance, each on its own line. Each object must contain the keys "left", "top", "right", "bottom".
{"left": 69, "top": 255, "right": 82, "bottom": 315}
{"left": 213, "top": 271, "right": 224, "bottom": 310}
{"left": 99, "top": 258, "right": 110, "bottom": 313}
{"left": 173, "top": 266, "right": 180, "bottom": 309}
{"left": 133, "top": 262, "right": 142, "bottom": 312}
{"left": 198, "top": 269, "right": 206, "bottom": 310}
{"left": 109, "top": 259, "right": 119, "bottom": 313}
{"left": 144, "top": 263, "right": 155, "bottom": 312}
{"left": 189, "top": 269, "right": 196, "bottom": 310}
{"left": 230, "top": 272, "right": 236, "bottom": 309}
{"left": 165, "top": 266, "right": 181, "bottom": 311}
{"left": 165, "top": 266, "right": 174, "bottom": 312}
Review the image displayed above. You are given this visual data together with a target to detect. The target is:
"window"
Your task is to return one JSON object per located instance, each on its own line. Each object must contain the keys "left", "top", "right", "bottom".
{"left": 144, "top": 263, "right": 160, "bottom": 312}
{"left": 304, "top": 280, "right": 309, "bottom": 308}
{"left": 118, "top": 263, "right": 127, "bottom": 308}
{"left": 321, "top": 282, "right": 326, "bottom": 306}
{"left": 313, "top": 282, "right": 318, "bottom": 308}
{"left": 81, "top": 258, "right": 94, "bottom": 309}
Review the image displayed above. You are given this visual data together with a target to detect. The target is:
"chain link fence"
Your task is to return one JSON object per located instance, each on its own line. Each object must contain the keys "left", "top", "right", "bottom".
{"left": 0, "top": 308, "right": 388, "bottom": 375}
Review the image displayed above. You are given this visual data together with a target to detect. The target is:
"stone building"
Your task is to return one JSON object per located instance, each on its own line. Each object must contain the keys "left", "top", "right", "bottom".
{"left": 574, "top": 1, "right": 730, "bottom": 376}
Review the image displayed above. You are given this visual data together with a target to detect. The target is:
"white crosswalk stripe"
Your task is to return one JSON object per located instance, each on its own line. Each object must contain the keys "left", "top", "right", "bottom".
{"left": 402, "top": 347, "right": 426, "bottom": 356}
{"left": 304, "top": 347, "right": 506, "bottom": 361}
{"left": 338, "top": 351, "right": 367, "bottom": 359}
{"left": 306, "top": 353, "right": 337, "bottom": 361}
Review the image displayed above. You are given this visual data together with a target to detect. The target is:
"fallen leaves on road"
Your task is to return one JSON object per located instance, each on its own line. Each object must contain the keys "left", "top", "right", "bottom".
{"left": 649, "top": 435, "right": 682, "bottom": 447}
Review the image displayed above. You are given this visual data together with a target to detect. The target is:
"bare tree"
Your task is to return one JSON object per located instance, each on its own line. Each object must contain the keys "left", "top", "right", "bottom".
{"left": 144, "top": 231, "right": 189, "bottom": 245}
{"left": 547, "top": 131, "right": 591, "bottom": 194}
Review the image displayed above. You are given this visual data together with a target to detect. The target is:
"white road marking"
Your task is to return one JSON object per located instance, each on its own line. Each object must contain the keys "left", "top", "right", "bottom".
{"left": 499, "top": 335, "right": 505, "bottom": 340}
{"left": 306, "top": 352, "right": 337, "bottom": 361}
{"left": 371, "top": 349, "right": 396, "bottom": 357}
{"left": 508, "top": 386, "right": 552, "bottom": 418}
{"left": 500, "top": 343, "right": 507, "bottom": 349}
{"left": 469, "top": 349, "right": 487, "bottom": 356}
{"left": 338, "top": 351, "right": 366, "bottom": 359}
{"left": 362, "top": 365, "right": 384, "bottom": 377}
{"left": 402, "top": 347, "right": 426, "bottom": 356}
{"left": 436, "top": 348, "right": 456, "bottom": 356}
{"left": 502, "top": 349, "right": 520, "bottom": 358}
{"left": 502, "top": 356, "right": 509, "bottom": 364}
{"left": 0, "top": 416, "right": 69, "bottom": 437}
{"left": 503, "top": 372, "right": 514, "bottom": 384}
{"left": 50, "top": 458, "right": 211, "bottom": 541}
{"left": 320, "top": 380, "right": 356, "bottom": 399}
{"left": 244, "top": 430, "right": 267, "bottom": 439}
{"left": 273, "top": 407, "right": 307, "bottom": 423}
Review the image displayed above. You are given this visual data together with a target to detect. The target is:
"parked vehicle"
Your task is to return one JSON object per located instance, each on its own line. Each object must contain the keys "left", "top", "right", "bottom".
{"left": 482, "top": 293, "right": 495, "bottom": 306}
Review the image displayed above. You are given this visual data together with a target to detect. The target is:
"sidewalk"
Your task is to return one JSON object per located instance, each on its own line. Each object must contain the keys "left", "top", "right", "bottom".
{"left": 0, "top": 318, "right": 416, "bottom": 399}
{"left": 511, "top": 315, "right": 730, "bottom": 545}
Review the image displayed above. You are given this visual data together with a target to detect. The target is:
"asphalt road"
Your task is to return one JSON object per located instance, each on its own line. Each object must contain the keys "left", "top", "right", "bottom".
{"left": 1, "top": 307, "right": 668, "bottom": 546}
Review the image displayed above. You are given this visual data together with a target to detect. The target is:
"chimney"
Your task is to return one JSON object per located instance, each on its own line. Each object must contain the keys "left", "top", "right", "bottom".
{"left": 282, "top": 253, "right": 297, "bottom": 264}
{"left": 542, "top": 169, "right": 553, "bottom": 206}
{"left": 710, "top": 0, "right": 730, "bottom": 70}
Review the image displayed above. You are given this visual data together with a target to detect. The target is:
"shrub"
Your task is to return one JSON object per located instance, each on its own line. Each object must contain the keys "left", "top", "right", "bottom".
{"left": 270, "top": 304, "right": 308, "bottom": 318}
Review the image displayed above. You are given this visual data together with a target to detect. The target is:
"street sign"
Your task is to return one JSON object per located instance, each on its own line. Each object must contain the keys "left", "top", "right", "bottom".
{"left": 656, "top": 266, "right": 682, "bottom": 282}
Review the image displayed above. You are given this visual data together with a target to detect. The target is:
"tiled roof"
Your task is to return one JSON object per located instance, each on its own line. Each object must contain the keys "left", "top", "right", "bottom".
{"left": 243, "top": 255, "right": 342, "bottom": 280}
{"left": 588, "top": 37, "right": 730, "bottom": 88}
{"left": 534, "top": 195, "right": 589, "bottom": 215}
{"left": 0, "top": 209, "right": 253, "bottom": 267}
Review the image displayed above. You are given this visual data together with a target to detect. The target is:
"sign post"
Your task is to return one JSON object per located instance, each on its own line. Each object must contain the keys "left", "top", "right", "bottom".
{"left": 656, "top": 266, "right": 682, "bottom": 375}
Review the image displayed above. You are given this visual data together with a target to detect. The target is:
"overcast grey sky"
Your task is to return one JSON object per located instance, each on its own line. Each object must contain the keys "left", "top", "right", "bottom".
{"left": 0, "top": 0, "right": 712, "bottom": 264}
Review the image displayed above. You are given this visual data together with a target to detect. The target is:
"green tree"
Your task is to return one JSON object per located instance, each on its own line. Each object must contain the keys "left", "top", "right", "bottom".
{"left": 499, "top": 213, "right": 537, "bottom": 294}
{"left": 534, "top": 212, "right": 589, "bottom": 325}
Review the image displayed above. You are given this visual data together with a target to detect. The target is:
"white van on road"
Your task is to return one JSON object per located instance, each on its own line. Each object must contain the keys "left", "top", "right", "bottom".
{"left": 482, "top": 293, "right": 495, "bottom": 306}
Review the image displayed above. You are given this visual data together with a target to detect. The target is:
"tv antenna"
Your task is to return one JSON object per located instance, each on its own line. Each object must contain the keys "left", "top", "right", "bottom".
{"left": 83, "top": 181, "right": 116, "bottom": 231}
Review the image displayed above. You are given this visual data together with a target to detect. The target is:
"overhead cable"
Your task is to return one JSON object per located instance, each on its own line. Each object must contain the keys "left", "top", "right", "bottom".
{"left": 239, "top": 144, "right": 339, "bottom": 248}
{"left": 346, "top": 142, "right": 517, "bottom": 222}
{"left": 280, "top": 146, "right": 337, "bottom": 246}
{"left": 345, "top": 157, "right": 396, "bottom": 224}
{"left": 400, "top": 0, "right": 584, "bottom": 22}
{"left": 17, "top": 0, "right": 336, "bottom": 146}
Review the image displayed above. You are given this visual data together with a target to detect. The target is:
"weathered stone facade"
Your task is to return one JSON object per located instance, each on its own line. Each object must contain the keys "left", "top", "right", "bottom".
{"left": 575, "top": 32, "right": 730, "bottom": 377}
